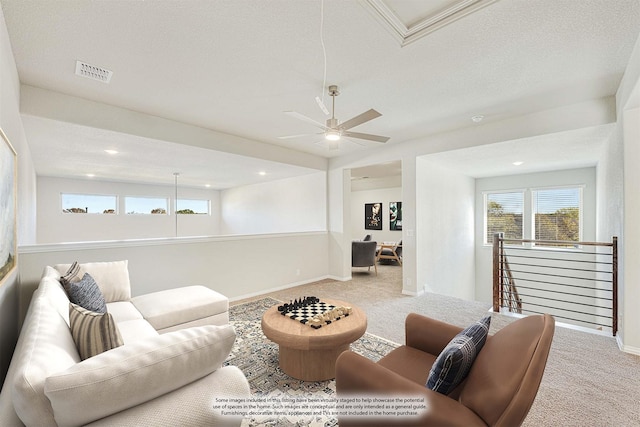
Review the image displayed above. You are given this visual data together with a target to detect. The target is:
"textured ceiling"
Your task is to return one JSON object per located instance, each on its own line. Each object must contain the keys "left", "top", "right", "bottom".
{"left": 1, "top": 0, "right": 639, "bottom": 187}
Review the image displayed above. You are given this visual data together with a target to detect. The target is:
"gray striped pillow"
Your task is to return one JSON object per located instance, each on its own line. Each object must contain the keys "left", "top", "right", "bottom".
{"left": 69, "top": 303, "right": 123, "bottom": 360}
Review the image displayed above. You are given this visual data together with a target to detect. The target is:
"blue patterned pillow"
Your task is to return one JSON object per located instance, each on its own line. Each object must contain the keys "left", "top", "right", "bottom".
{"left": 66, "top": 273, "right": 107, "bottom": 314}
{"left": 426, "top": 315, "right": 491, "bottom": 394}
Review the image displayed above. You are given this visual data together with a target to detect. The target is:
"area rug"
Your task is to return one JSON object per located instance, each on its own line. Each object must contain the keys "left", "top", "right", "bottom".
{"left": 224, "top": 297, "right": 399, "bottom": 427}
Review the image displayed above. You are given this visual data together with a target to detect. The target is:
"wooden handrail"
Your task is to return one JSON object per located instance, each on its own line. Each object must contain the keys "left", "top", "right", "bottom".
{"left": 500, "top": 238, "right": 614, "bottom": 247}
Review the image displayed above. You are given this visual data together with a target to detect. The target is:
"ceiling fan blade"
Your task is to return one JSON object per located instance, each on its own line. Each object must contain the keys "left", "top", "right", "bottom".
{"left": 339, "top": 109, "right": 382, "bottom": 130}
{"left": 284, "top": 111, "right": 327, "bottom": 131}
{"left": 343, "top": 131, "right": 390, "bottom": 143}
{"left": 277, "top": 133, "right": 317, "bottom": 139}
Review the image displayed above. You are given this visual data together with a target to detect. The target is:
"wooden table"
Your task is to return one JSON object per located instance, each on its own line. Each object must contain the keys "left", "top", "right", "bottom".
{"left": 261, "top": 299, "right": 367, "bottom": 381}
{"left": 376, "top": 242, "right": 402, "bottom": 265}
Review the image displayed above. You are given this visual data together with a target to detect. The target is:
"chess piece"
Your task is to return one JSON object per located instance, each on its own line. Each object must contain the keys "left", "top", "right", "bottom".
{"left": 308, "top": 317, "right": 322, "bottom": 328}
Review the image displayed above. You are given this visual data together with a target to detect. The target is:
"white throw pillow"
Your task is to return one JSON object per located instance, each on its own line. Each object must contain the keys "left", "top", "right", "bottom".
{"left": 55, "top": 260, "right": 131, "bottom": 302}
{"left": 44, "top": 324, "right": 237, "bottom": 427}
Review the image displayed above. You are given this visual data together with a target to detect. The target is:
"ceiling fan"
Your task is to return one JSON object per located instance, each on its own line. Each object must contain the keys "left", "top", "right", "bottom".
{"left": 280, "top": 85, "right": 389, "bottom": 148}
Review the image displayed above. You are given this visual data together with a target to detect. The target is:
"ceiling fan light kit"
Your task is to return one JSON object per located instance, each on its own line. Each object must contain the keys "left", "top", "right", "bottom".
{"left": 325, "top": 129, "right": 341, "bottom": 141}
{"left": 282, "top": 85, "right": 389, "bottom": 148}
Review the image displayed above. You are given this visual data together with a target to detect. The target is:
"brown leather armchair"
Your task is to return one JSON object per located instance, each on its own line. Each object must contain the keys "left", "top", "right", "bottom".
{"left": 336, "top": 313, "right": 555, "bottom": 426}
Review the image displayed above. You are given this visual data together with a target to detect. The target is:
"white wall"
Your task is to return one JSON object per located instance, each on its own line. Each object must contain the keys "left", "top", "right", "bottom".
{"left": 614, "top": 31, "right": 640, "bottom": 354}
{"left": 17, "top": 232, "right": 328, "bottom": 323}
{"left": 36, "top": 176, "right": 221, "bottom": 243}
{"left": 221, "top": 172, "right": 326, "bottom": 235}
{"left": 474, "top": 167, "right": 597, "bottom": 304}
{"left": 621, "top": 106, "right": 640, "bottom": 352}
{"left": 416, "top": 157, "right": 476, "bottom": 299}
{"left": 350, "top": 186, "right": 403, "bottom": 243}
{"left": 0, "top": 5, "right": 37, "bottom": 383}
{"left": 596, "top": 126, "right": 625, "bottom": 332}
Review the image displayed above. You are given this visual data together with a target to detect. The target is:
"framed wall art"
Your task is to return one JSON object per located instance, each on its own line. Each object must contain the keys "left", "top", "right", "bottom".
{"left": 390, "top": 201, "right": 402, "bottom": 231}
{"left": 0, "top": 128, "right": 17, "bottom": 286}
{"left": 365, "top": 202, "right": 382, "bottom": 230}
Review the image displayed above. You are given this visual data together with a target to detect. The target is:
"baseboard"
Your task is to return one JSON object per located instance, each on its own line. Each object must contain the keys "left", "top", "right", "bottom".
{"left": 326, "top": 275, "right": 351, "bottom": 282}
{"left": 229, "top": 275, "right": 335, "bottom": 302}
{"left": 401, "top": 288, "right": 425, "bottom": 296}
{"left": 617, "top": 335, "right": 640, "bottom": 356}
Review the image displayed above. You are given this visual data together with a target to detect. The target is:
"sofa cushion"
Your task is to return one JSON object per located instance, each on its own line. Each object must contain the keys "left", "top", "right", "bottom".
{"left": 66, "top": 273, "right": 107, "bottom": 313}
{"left": 69, "top": 303, "right": 124, "bottom": 360}
{"left": 55, "top": 260, "right": 131, "bottom": 303}
{"left": 105, "top": 301, "right": 144, "bottom": 322}
{"left": 131, "top": 285, "right": 228, "bottom": 331}
{"left": 44, "top": 324, "right": 237, "bottom": 427}
{"left": 83, "top": 366, "right": 251, "bottom": 427}
{"left": 426, "top": 315, "right": 491, "bottom": 395}
{"left": 116, "top": 319, "right": 159, "bottom": 343}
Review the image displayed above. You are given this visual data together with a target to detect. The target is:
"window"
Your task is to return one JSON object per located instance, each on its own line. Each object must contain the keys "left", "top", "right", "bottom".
{"left": 533, "top": 187, "right": 582, "bottom": 246}
{"left": 485, "top": 191, "right": 524, "bottom": 244}
{"left": 62, "top": 193, "right": 117, "bottom": 214}
{"left": 176, "top": 199, "right": 209, "bottom": 215}
{"left": 125, "top": 196, "right": 168, "bottom": 214}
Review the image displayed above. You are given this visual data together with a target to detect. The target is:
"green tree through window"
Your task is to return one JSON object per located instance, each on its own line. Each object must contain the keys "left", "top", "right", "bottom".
{"left": 485, "top": 192, "right": 523, "bottom": 243}
{"left": 534, "top": 188, "right": 581, "bottom": 246}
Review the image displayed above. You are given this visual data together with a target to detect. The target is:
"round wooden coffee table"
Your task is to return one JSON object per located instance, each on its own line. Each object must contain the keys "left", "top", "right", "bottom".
{"left": 261, "top": 298, "right": 367, "bottom": 381}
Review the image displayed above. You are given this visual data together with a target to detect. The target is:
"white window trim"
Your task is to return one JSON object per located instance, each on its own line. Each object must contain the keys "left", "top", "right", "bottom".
{"left": 483, "top": 185, "right": 585, "bottom": 250}
{"left": 175, "top": 198, "right": 211, "bottom": 215}
{"left": 124, "top": 196, "right": 169, "bottom": 215}
{"left": 483, "top": 189, "right": 525, "bottom": 246}
{"left": 530, "top": 185, "right": 584, "bottom": 248}
{"left": 60, "top": 192, "right": 118, "bottom": 215}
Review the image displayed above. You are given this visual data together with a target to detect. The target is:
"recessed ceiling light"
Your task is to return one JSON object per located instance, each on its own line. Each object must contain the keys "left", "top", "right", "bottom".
{"left": 104, "top": 149, "right": 118, "bottom": 155}
{"left": 471, "top": 115, "right": 484, "bottom": 123}
{"left": 86, "top": 173, "right": 95, "bottom": 177}
{"left": 259, "top": 171, "right": 267, "bottom": 176}
{"left": 205, "top": 184, "right": 211, "bottom": 188}
{"left": 513, "top": 161, "right": 524, "bottom": 166}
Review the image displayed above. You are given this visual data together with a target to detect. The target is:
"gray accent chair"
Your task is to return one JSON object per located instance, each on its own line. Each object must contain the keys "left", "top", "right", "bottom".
{"left": 352, "top": 240, "right": 378, "bottom": 275}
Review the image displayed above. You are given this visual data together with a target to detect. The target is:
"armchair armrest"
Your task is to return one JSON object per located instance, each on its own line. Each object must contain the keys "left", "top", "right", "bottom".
{"left": 405, "top": 313, "right": 463, "bottom": 356}
{"left": 335, "top": 351, "right": 484, "bottom": 426}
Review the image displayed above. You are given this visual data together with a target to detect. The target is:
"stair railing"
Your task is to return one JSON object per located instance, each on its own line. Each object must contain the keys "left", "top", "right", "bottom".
{"left": 492, "top": 233, "right": 617, "bottom": 336}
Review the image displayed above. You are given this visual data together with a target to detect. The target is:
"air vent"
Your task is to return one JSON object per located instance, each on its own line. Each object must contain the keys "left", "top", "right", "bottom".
{"left": 75, "top": 61, "right": 113, "bottom": 83}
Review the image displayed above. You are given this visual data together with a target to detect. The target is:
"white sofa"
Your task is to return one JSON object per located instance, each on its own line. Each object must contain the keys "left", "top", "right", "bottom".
{"left": 0, "top": 260, "right": 250, "bottom": 426}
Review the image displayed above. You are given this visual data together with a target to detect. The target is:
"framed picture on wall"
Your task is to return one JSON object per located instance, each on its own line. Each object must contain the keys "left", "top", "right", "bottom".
{"left": 365, "top": 203, "right": 382, "bottom": 230}
{"left": 0, "top": 128, "right": 17, "bottom": 287}
{"left": 390, "top": 201, "right": 402, "bottom": 230}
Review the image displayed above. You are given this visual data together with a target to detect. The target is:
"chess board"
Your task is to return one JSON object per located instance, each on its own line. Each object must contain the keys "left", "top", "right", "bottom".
{"left": 282, "top": 301, "right": 347, "bottom": 328}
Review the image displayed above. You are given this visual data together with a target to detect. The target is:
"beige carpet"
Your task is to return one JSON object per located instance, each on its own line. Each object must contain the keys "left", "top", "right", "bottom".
{"left": 232, "top": 264, "right": 640, "bottom": 426}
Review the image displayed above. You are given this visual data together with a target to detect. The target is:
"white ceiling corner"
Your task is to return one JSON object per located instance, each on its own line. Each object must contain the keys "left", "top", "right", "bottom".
{"left": 361, "top": 0, "right": 499, "bottom": 46}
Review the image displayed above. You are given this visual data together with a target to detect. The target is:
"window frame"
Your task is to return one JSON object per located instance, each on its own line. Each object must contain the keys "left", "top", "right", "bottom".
{"left": 531, "top": 185, "right": 584, "bottom": 248}
{"left": 175, "top": 198, "right": 210, "bottom": 215}
{"left": 61, "top": 192, "right": 118, "bottom": 215}
{"left": 483, "top": 185, "right": 585, "bottom": 249}
{"left": 483, "top": 190, "right": 525, "bottom": 246}
{"left": 124, "top": 196, "right": 169, "bottom": 215}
